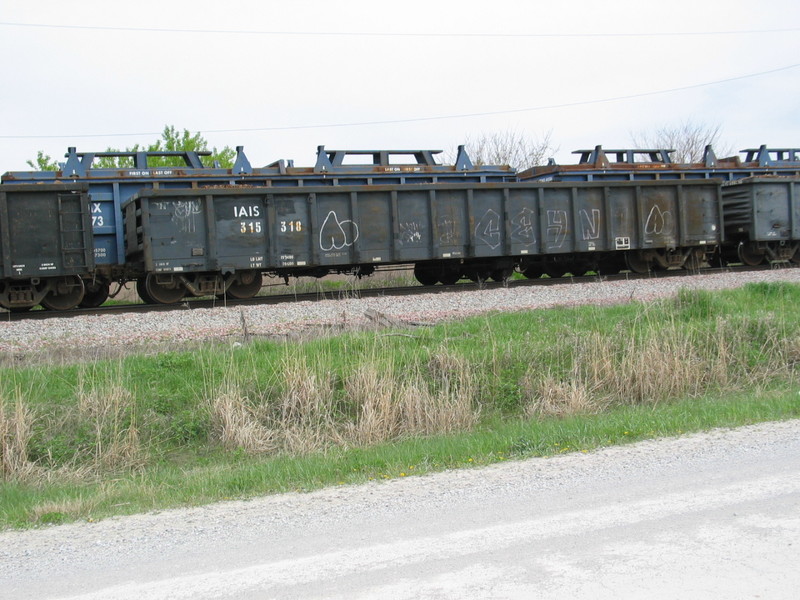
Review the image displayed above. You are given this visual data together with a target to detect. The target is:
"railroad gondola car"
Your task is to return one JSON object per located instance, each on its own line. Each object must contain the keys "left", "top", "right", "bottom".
{"left": 122, "top": 178, "right": 723, "bottom": 303}
{"left": 721, "top": 175, "right": 800, "bottom": 265}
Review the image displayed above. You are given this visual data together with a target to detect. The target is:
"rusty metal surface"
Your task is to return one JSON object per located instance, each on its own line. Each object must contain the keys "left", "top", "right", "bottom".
{"left": 2, "top": 145, "right": 514, "bottom": 272}
{"left": 520, "top": 145, "right": 800, "bottom": 183}
{"left": 128, "top": 179, "right": 722, "bottom": 279}
{"left": 722, "top": 176, "right": 800, "bottom": 243}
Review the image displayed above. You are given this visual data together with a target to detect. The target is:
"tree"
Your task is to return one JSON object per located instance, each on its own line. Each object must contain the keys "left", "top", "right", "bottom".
{"left": 26, "top": 150, "right": 59, "bottom": 170}
{"left": 458, "top": 129, "right": 557, "bottom": 170}
{"left": 27, "top": 126, "right": 236, "bottom": 170}
{"left": 630, "top": 120, "right": 734, "bottom": 163}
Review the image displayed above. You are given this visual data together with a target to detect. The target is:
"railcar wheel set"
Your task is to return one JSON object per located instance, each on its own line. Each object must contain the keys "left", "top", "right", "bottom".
{"left": 1, "top": 143, "right": 798, "bottom": 311}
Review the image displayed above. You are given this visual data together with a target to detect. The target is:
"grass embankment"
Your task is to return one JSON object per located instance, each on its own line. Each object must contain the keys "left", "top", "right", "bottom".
{"left": 2, "top": 282, "right": 800, "bottom": 529}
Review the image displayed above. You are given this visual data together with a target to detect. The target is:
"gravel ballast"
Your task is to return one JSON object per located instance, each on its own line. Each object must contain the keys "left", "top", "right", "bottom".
{"left": 2, "top": 269, "right": 799, "bottom": 358}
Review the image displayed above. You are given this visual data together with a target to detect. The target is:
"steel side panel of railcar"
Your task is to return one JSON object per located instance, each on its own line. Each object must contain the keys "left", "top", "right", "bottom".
{"left": 129, "top": 194, "right": 268, "bottom": 274}
{"left": 0, "top": 184, "right": 93, "bottom": 279}
{"left": 721, "top": 177, "right": 800, "bottom": 243}
{"left": 129, "top": 179, "right": 722, "bottom": 274}
{"left": 752, "top": 178, "right": 797, "bottom": 243}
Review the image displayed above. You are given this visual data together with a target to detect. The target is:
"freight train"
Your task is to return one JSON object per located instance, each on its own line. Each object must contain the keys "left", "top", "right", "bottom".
{"left": 1, "top": 143, "right": 798, "bottom": 311}
{"left": 1, "top": 145, "right": 513, "bottom": 309}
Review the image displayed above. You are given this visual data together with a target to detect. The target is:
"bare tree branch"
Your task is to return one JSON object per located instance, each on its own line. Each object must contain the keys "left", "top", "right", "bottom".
{"left": 447, "top": 130, "right": 557, "bottom": 170}
{"left": 630, "top": 120, "right": 734, "bottom": 163}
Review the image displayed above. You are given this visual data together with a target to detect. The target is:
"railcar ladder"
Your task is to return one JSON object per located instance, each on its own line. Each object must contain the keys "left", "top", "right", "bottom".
{"left": 57, "top": 193, "right": 89, "bottom": 271}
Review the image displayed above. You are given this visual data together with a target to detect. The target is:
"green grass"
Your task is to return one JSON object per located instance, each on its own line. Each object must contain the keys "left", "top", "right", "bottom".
{"left": 2, "top": 281, "right": 799, "bottom": 529}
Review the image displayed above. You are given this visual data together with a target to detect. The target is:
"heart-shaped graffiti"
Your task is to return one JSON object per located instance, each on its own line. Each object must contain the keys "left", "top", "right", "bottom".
{"left": 319, "top": 211, "right": 360, "bottom": 251}
{"left": 644, "top": 205, "right": 674, "bottom": 236}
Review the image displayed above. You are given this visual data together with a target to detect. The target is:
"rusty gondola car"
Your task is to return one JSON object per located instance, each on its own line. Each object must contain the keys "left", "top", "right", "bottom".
{"left": 721, "top": 176, "right": 800, "bottom": 266}
{"left": 123, "top": 179, "right": 723, "bottom": 303}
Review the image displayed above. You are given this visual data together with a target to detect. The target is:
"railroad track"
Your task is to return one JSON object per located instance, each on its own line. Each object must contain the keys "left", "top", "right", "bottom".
{"left": 1, "top": 263, "right": 789, "bottom": 322}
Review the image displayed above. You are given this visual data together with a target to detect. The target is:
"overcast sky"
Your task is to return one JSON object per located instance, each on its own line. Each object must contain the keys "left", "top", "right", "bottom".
{"left": 1, "top": 0, "right": 798, "bottom": 171}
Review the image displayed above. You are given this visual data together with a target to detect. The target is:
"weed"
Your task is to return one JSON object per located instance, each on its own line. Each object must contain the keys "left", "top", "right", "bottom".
{"left": 0, "top": 394, "right": 36, "bottom": 481}
{"left": 3, "top": 282, "right": 800, "bottom": 528}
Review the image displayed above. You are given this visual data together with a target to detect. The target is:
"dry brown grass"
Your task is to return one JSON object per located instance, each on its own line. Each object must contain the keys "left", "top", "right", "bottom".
{"left": 576, "top": 326, "right": 708, "bottom": 406}
{"left": 77, "top": 369, "right": 144, "bottom": 471}
{"left": 345, "top": 350, "right": 479, "bottom": 444}
{"left": 207, "top": 347, "right": 480, "bottom": 455}
{"left": 0, "top": 395, "right": 37, "bottom": 480}
{"left": 275, "top": 352, "right": 338, "bottom": 454}
{"left": 524, "top": 373, "right": 604, "bottom": 418}
{"left": 26, "top": 495, "right": 102, "bottom": 524}
{"left": 521, "top": 321, "right": 736, "bottom": 416}
{"left": 344, "top": 363, "right": 402, "bottom": 445}
{"left": 210, "top": 383, "right": 276, "bottom": 453}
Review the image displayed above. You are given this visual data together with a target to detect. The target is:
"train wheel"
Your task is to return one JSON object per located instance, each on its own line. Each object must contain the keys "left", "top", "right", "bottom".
{"left": 145, "top": 274, "right": 186, "bottom": 304}
{"left": 79, "top": 278, "right": 110, "bottom": 308}
{"left": 625, "top": 252, "right": 652, "bottom": 274}
{"left": 414, "top": 264, "right": 440, "bottom": 286}
{"left": 40, "top": 276, "right": 85, "bottom": 311}
{"left": 227, "top": 271, "right": 263, "bottom": 299}
{"left": 738, "top": 242, "right": 765, "bottom": 267}
{"left": 136, "top": 278, "right": 157, "bottom": 304}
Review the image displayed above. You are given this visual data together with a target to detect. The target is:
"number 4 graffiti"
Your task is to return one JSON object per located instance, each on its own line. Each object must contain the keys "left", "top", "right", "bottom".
{"left": 475, "top": 209, "right": 501, "bottom": 249}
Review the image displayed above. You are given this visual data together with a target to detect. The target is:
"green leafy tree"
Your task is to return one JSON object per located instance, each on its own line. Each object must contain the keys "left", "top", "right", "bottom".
{"left": 26, "top": 150, "right": 59, "bottom": 170}
{"left": 27, "top": 126, "right": 236, "bottom": 170}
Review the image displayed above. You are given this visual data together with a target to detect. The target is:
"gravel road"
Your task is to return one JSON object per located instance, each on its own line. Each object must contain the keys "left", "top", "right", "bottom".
{"left": 2, "top": 268, "right": 800, "bottom": 361}
{"left": 2, "top": 419, "right": 799, "bottom": 599}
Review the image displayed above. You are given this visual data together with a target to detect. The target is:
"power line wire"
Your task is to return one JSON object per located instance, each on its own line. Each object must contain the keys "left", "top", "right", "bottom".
{"left": 1, "top": 62, "right": 797, "bottom": 140}
{"left": 1, "top": 21, "right": 799, "bottom": 38}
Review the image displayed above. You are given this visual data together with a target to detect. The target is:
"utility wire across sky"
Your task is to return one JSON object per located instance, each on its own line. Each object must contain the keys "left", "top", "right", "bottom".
{"left": 1, "top": 63, "right": 797, "bottom": 140}
{"left": 1, "top": 21, "right": 799, "bottom": 38}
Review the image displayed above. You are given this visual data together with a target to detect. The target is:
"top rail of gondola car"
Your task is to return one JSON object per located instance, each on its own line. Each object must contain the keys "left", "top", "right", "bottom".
{"left": 519, "top": 144, "right": 800, "bottom": 182}
{"left": 1, "top": 145, "right": 515, "bottom": 182}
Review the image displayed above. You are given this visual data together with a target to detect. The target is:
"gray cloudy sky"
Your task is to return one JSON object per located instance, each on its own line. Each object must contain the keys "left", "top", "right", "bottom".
{"left": 1, "top": 0, "right": 798, "bottom": 171}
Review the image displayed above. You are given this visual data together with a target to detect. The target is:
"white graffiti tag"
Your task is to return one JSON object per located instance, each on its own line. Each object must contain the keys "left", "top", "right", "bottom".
{"left": 511, "top": 208, "right": 536, "bottom": 246}
{"left": 399, "top": 222, "right": 423, "bottom": 245}
{"left": 644, "top": 205, "right": 675, "bottom": 236}
{"left": 438, "top": 218, "right": 457, "bottom": 245}
{"left": 172, "top": 200, "right": 203, "bottom": 234}
{"left": 579, "top": 208, "right": 601, "bottom": 241}
{"left": 546, "top": 210, "right": 568, "bottom": 249}
{"left": 319, "top": 211, "right": 360, "bottom": 251}
{"left": 475, "top": 209, "right": 501, "bottom": 249}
